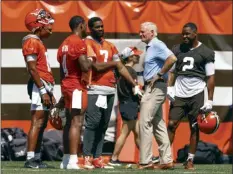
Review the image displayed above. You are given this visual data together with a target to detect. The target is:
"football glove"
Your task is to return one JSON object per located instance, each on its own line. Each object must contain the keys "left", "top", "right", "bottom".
{"left": 200, "top": 100, "right": 213, "bottom": 113}
{"left": 167, "top": 86, "right": 175, "bottom": 102}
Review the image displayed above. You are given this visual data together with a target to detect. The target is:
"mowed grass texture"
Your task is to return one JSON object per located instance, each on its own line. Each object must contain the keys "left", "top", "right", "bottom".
{"left": 1, "top": 161, "right": 232, "bottom": 174}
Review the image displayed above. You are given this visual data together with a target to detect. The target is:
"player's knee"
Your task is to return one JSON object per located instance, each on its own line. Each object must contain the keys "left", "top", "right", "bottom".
{"left": 31, "top": 117, "right": 45, "bottom": 129}
{"left": 168, "top": 120, "right": 178, "bottom": 133}
{"left": 71, "top": 117, "right": 83, "bottom": 128}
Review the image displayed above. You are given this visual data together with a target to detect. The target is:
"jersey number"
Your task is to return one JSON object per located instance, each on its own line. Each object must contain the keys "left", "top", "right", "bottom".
{"left": 182, "top": 57, "right": 194, "bottom": 71}
{"left": 100, "top": 50, "right": 109, "bottom": 62}
{"left": 62, "top": 45, "right": 69, "bottom": 76}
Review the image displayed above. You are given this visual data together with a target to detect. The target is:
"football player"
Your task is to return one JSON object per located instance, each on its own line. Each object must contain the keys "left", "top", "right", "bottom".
{"left": 22, "top": 9, "right": 56, "bottom": 168}
{"left": 57, "top": 15, "right": 92, "bottom": 170}
{"left": 167, "top": 22, "right": 215, "bottom": 170}
{"left": 83, "top": 17, "right": 142, "bottom": 169}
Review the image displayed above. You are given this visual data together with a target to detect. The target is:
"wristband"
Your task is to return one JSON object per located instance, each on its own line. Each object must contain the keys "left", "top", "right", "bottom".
{"left": 39, "top": 86, "right": 47, "bottom": 95}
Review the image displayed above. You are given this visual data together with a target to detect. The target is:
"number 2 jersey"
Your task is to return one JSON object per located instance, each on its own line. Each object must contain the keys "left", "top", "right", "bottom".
{"left": 172, "top": 42, "right": 215, "bottom": 98}
{"left": 22, "top": 34, "right": 54, "bottom": 84}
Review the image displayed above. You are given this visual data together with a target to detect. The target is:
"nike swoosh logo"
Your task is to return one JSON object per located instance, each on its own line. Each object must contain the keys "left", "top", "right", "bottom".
{"left": 28, "top": 165, "right": 39, "bottom": 168}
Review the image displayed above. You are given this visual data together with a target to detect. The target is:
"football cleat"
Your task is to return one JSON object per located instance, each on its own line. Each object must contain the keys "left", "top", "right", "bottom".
{"left": 25, "top": 9, "right": 54, "bottom": 33}
{"left": 196, "top": 111, "right": 220, "bottom": 134}
{"left": 49, "top": 107, "right": 66, "bottom": 130}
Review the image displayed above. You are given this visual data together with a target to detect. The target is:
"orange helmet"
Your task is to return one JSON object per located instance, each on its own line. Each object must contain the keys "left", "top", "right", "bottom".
{"left": 25, "top": 9, "right": 54, "bottom": 33}
{"left": 197, "top": 111, "right": 220, "bottom": 134}
{"left": 49, "top": 107, "right": 66, "bottom": 130}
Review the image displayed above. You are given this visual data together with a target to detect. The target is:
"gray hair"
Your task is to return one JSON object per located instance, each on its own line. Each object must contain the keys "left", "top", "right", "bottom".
{"left": 141, "top": 22, "right": 158, "bottom": 37}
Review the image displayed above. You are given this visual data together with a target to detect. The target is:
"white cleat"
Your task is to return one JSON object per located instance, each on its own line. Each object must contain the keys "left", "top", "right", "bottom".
{"left": 66, "top": 163, "right": 82, "bottom": 170}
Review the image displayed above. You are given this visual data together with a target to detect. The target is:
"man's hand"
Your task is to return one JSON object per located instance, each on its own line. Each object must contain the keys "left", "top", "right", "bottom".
{"left": 167, "top": 86, "right": 175, "bottom": 102}
{"left": 133, "top": 85, "right": 143, "bottom": 97}
{"left": 41, "top": 93, "right": 52, "bottom": 107}
{"left": 51, "top": 95, "right": 57, "bottom": 106}
{"left": 113, "top": 53, "right": 121, "bottom": 62}
{"left": 200, "top": 100, "right": 213, "bottom": 113}
{"left": 39, "top": 86, "right": 51, "bottom": 107}
{"left": 149, "top": 74, "right": 162, "bottom": 92}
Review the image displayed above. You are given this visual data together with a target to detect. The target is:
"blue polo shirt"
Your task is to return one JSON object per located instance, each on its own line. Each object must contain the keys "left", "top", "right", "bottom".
{"left": 143, "top": 37, "right": 173, "bottom": 82}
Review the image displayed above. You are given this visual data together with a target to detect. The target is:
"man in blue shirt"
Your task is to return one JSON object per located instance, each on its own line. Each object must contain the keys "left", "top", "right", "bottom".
{"left": 138, "top": 22, "right": 177, "bottom": 170}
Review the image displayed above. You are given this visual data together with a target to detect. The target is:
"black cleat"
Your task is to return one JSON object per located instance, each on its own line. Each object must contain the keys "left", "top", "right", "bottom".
{"left": 108, "top": 159, "right": 122, "bottom": 167}
{"left": 24, "top": 158, "right": 39, "bottom": 168}
{"left": 36, "top": 159, "right": 55, "bottom": 168}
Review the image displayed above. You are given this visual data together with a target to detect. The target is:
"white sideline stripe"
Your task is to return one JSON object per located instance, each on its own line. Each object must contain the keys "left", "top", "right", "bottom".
{"left": 1, "top": 48, "right": 232, "bottom": 70}
{"left": 1, "top": 85, "right": 232, "bottom": 106}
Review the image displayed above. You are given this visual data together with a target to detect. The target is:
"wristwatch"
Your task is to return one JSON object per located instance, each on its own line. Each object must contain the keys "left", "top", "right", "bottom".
{"left": 157, "top": 72, "right": 163, "bottom": 77}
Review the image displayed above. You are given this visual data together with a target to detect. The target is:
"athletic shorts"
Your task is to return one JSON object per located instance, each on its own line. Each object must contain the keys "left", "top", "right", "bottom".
{"left": 62, "top": 88, "right": 88, "bottom": 111}
{"left": 119, "top": 101, "right": 139, "bottom": 121}
{"left": 27, "top": 78, "right": 54, "bottom": 111}
{"left": 169, "top": 91, "right": 204, "bottom": 123}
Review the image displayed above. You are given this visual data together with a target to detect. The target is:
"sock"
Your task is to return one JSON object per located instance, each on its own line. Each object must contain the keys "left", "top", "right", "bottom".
{"left": 187, "top": 153, "right": 195, "bottom": 162}
{"left": 27, "top": 151, "right": 35, "bottom": 160}
{"left": 63, "top": 154, "right": 70, "bottom": 162}
{"left": 69, "top": 154, "right": 78, "bottom": 164}
{"left": 35, "top": 153, "right": 41, "bottom": 160}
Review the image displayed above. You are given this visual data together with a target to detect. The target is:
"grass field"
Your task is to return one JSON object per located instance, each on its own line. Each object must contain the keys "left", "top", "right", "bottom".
{"left": 1, "top": 161, "right": 232, "bottom": 174}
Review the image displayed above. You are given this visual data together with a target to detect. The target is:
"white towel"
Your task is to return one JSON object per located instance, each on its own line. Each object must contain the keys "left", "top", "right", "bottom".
{"left": 72, "top": 89, "right": 82, "bottom": 109}
{"left": 95, "top": 95, "right": 108, "bottom": 109}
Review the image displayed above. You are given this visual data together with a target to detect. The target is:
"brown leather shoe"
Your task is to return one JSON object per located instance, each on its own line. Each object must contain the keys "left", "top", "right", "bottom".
{"left": 153, "top": 162, "right": 174, "bottom": 170}
{"left": 184, "top": 159, "right": 195, "bottom": 170}
{"left": 138, "top": 162, "right": 154, "bottom": 170}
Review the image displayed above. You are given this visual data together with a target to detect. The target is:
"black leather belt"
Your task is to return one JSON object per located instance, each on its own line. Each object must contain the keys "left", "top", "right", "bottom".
{"left": 145, "top": 79, "right": 165, "bottom": 86}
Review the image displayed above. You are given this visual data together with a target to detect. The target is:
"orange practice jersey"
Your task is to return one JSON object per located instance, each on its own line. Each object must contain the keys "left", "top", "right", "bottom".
{"left": 22, "top": 36, "right": 54, "bottom": 83}
{"left": 85, "top": 37, "right": 118, "bottom": 88}
{"left": 57, "top": 34, "right": 87, "bottom": 90}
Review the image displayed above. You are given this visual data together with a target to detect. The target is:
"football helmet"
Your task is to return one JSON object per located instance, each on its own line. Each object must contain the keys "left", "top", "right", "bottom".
{"left": 49, "top": 107, "right": 66, "bottom": 130}
{"left": 25, "top": 9, "right": 54, "bottom": 33}
{"left": 197, "top": 111, "right": 220, "bottom": 134}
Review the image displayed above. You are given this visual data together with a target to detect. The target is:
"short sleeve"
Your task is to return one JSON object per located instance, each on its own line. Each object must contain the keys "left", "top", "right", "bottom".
{"left": 154, "top": 41, "right": 173, "bottom": 61}
{"left": 111, "top": 45, "right": 119, "bottom": 55}
{"left": 171, "top": 44, "right": 179, "bottom": 56}
{"left": 57, "top": 45, "right": 62, "bottom": 64}
{"left": 22, "top": 38, "right": 39, "bottom": 56}
{"left": 205, "top": 50, "right": 215, "bottom": 63}
{"left": 86, "top": 44, "right": 97, "bottom": 58}
{"left": 68, "top": 40, "right": 87, "bottom": 60}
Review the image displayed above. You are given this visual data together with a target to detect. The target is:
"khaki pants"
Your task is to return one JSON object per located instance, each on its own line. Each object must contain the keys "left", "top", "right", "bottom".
{"left": 139, "top": 82, "right": 172, "bottom": 164}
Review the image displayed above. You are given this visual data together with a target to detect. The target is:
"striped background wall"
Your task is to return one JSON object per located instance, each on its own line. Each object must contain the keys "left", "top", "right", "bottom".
{"left": 1, "top": 33, "right": 232, "bottom": 122}
{"left": 1, "top": 1, "right": 232, "bottom": 154}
